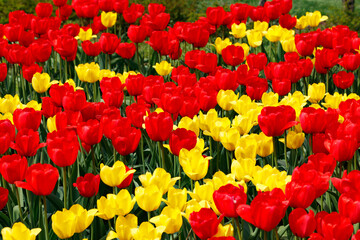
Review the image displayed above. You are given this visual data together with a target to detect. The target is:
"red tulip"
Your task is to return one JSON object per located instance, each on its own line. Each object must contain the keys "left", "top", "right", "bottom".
{"left": 4, "top": 24, "right": 22, "bottom": 42}
{"left": 353, "top": 230, "right": 360, "bottom": 240}
{"left": 180, "top": 96, "right": 200, "bottom": 119}
{"left": 295, "top": 33, "right": 316, "bottom": 57}
{"left": 13, "top": 108, "right": 42, "bottom": 131}
{"left": 99, "top": 33, "right": 120, "bottom": 55}
{"left": 169, "top": 128, "right": 197, "bottom": 156}
{"left": 324, "top": 135, "right": 357, "bottom": 162}
{"left": 144, "top": 111, "right": 173, "bottom": 142}
{"left": 0, "top": 63, "right": 7, "bottom": 82}
{"left": 237, "top": 188, "right": 289, "bottom": 232}
{"left": 215, "top": 68, "right": 239, "bottom": 91}
{"left": 111, "top": 125, "right": 141, "bottom": 156}
{"left": 289, "top": 208, "right": 316, "bottom": 238}
{"left": 279, "top": 14, "right": 297, "bottom": 30}
{"left": 272, "top": 78, "right": 291, "bottom": 96}
{"left": 53, "top": 0, "right": 68, "bottom": 7}
{"left": 339, "top": 53, "right": 360, "bottom": 71}
{"left": 62, "top": 89, "right": 87, "bottom": 112}
{"left": 100, "top": 77, "right": 124, "bottom": 108}
{"left": 125, "top": 103, "right": 150, "bottom": 129}
{"left": 0, "top": 154, "right": 28, "bottom": 184}
{"left": 249, "top": 6, "right": 268, "bottom": 22}
{"left": 230, "top": 3, "right": 251, "bottom": 22}
{"left": 113, "top": 0, "right": 129, "bottom": 14}
{"left": 127, "top": 25, "right": 148, "bottom": 43}
{"left": 117, "top": 165, "right": 134, "bottom": 189}
{"left": 18, "top": 29, "right": 34, "bottom": 47}
{"left": 300, "top": 107, "right": 327, "bottom": 134}
{"left": 30, "top": 39, "right": 52, "bottom": 63}
{"left": 0, "top": 119, "right": 15, "bottom": 155}
{"left": 126, "top": 74, "right": 145, "bottom": 96}
{"left": 47, "top": 129, "right": 80, "bottom": 167}
{"left": 338, "top": 191, "right": 360, "bottom": 224}
{"left": 123, "top": 3, "right": 145, "bottom": 24}
{"left": 53, "top": 34, "right": 78, "bottom": 61}
{"left": 315, "top": 48, "right": 339, "bottom": 74}
{"left": 206, "top": 6, "right": 226, "bottom": 27}
{"left": 15, "top": 163, "right": 59, "bottom": 196}
{"left": 10, "top": 129, "right": 46, "bottom": 157}
{"left": 306, "top": 153, "right": 336, "bottom": 175}
{"left": 332, "top": 170, "right": 360, "bottom": 194}
{"left": 116, "top": 42, "right": 136, "bottom": 59}
{"left": 22, "top": 64, "right": 43, "bottom": 83}
{"left": 159, "top": 87, "right": 184, "bottom": 115}
{"left": 72, "top": 0, "right": 99, "bottom": 18}
{"left": 246, "top": 53, "right": 267, "bottom": 71}
{"left": 182, "top": 23, "right": 210, "bottom": 48}
{"left": 82, "top": 40, "right": 102, "bottom": 57}
{"left": 333, "top": 71, "right": 354, "bottom": 89}
{"left": 246, "top": 77, "right": 268, "bottom": 101}
{"left": 196, "top": 87, "right": 218, "bottom": 112}
{"left": 317, "top": 212, "right": 353, "bottom": 240}
{"left": 147, "top": 31, "right": 180, "bottom": 56}
{"left": 189, "top": 208, "right": 221, "bottom": 240}
{"left": 258, "top": 105, "right": 297, "bottom": 137}
{"left": 73, "top": 173, "right": 100, "bottom": 198}
{"left": 56, "top": 4, "right": 73, "bottom": 21}
{"left": 77, "top": 119, "right": 103, "bottom": 146}
{"left": 41, "top": 97, "right": 62, "bottom": 119}
{"left": 0, "top": 187, "right": 9, "bottom": 211}
{"left": 213, "top": 184, "right": 247, "bottom": 218}
{"left": 35, "top": 3, "right": 53, "bottom": 17}
{"left": 222, "top": 45, "right": 244, "bottom": 67}
{"left": 99, "top": 0, "right": 114, "bottom": 12}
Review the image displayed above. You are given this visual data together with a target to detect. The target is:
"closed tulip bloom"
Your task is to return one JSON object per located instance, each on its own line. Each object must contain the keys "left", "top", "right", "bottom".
{"left": 73, "top": 173, "right": 100, "bottom": 198}
{"left": 32, "top": 72, "right": 57, "bottom": 93}
{"left": 127, "top": 25, "right": 147, "bottom": 43}
{"left": 139, "top": 168, "right": 179, "bottom": 195}
{"left": 230, "top": 23, "right": 246, "bottom": 38}
{"left": 111, "top": 125, "right": 141, "bottom": 156}
{"left": 75, "top": 62, "right": 100, "bottom": 83}
{"left": 213, "top": 38, "right": 232, "bottom": 55}
{"left": 82, "top": 41, "right": 102, "bottom": 57}
{"left": 333, "top": 71, "right": 354, "bottom": 89}
{"left": 179, "top": 148, "right": 210, "bottom": 181}
{"left": 153, "top": 61, "right": 173, "bottom": 76}
{"left": 0, "top": 187, "right": 9, "bottom": 211}
{"left": 289, "top": 208, "right": 316, "bottom": 238}
{"left": 318, "top": 212, "right": 353, "bottom": 240}
{"left": 163, "top": 187, "right": 188, "bottom": 211}
{"left": 284, "top": 131, "right": 305, "bottom": 149}
{"left": 222, "top": 45, "right": 244, "bottom": 67}
{"left": 232, "top": 115, "right": 254, "bottom": 136}
{"left": 300, "top": 107, "right": 326, "bottom": 134}
{"left": 213, "top": 184, "right": 247, "bottom": 218}
{"left": 150, "top": 206, "right": 183, "bottom": 234}
{"left": 220, "top": 128, "right": 240, "bottom": 151}
{"left": 189, "top": 208, "right": 220, "bottom": 240}
{"left": 0, "top": 154, "right": 27, "bottom": 184}
{"left": 338, "top": 192, "right": 360, "bottom": 224}
{"left": 258, "top": 105, "right": 297, "bottom": 137}
{"left": 101, "top": 11, "right": 117, "bottom": 28}
{"left": 96, "top": 194, "right": 118, "bottom": 220}
{"left": 107, "top": 214, "right": 138, "bottom": 240}
{"left": 132, "top": 222, "right": 165, "bottom": 240}
{"left": 114, "top": 189, "right": 136, "bottom": 216}
{"left": 247, "top": 30, "right": 263, "bottom": 48}
{"left": 308, "top": 83, "right": 325, "bottom": 103}
{"left": 125, "top": 74, "right": 145, "bottom": 96}
{"left": 116, "top": 42, "right": 136, "bottom": 59}
{"left": 69, "top": 204, "right": 97, "bottom": 233}
{"left": 100, "top": 161, "right": 136, "bottom": 187}
{"left": 339, "top": 53, "right": 360, "bottom": 71}
{"left": 16, "top": 163, "right": 59, "bottom": 196}
{"left": 217, "top": 90, "right": 238, "bottom": 111}
{"left": 77, "top": 28, "right": 94, "bottom": 42}
{"left": 231, "top": 158, "right": 256, "bottom": 182}
{"left": 52, "top": 209, "right": 77, "bottom": 239}
{"left": 77, "top": 119, "right": 103, "bottom": 146}
{"left": 10, "top": 129, "right": 46, "bottom": 157}
{"left": 168, "top": 128, "right": 197, "bottom": 156}
{"left": 145, "top": 111, "right": 173, "bottom": 142}
{"left": 13, "top": 107, "right": 41, "bottom": 131}
{"left": 135, "top": 185, "right": 162, "bottom": 212}
{"left": 1, "top": 222, "right": 41, "bottom": 240}
{"left": 237, "top": 188, "right": 289, "bottom": 232}
{"left": 99, "top": 33, "right": 120, "bottom": 55}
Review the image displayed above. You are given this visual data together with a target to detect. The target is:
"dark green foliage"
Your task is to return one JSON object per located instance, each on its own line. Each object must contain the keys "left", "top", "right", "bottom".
{"left": 328, "top": 8, "right": 360, "bottom": 32}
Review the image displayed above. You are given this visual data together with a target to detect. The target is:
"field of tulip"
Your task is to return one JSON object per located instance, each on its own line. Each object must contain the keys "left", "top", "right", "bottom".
{"left": 0, "top": 0, "right": 360, "bottom": 239}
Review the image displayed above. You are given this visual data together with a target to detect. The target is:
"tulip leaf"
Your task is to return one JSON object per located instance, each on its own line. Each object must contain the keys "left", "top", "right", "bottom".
{"left": 46, "top": 194, "right": 63, "bottom": 211}
{"left": 0, "top": 211, "right": 11, "bottom": 227}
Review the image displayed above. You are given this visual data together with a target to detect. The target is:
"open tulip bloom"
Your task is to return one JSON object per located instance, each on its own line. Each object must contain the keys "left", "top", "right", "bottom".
{"left": 1, "top": 1, "right": 360, "bottom": 240}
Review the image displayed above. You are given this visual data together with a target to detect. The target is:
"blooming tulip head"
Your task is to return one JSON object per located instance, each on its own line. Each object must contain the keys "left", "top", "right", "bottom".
{"left": 150, "top": 206, "right": 183, "bottom": 234}
{"left": 73, "top": 173, "right": 100, "bottom": 198}
{"left": 1, "top": 222, "right": 41, "bottom": 240}
{"left": 101, "top": 11, "right": 117, "bottom": 28}
{"left": 135, "top": 185, "right": 162, "bottom": 212}
{"left": 179, "top": 148, "right": 210, "bottom": 181}
{"left": 100, "top": 161, "right": 136, "bottom": 187}
{"left": 32, "top": 72, "right": 57, "bottom": 93}
{"left": 153, "top": 61, "right": 173, "bottom": 76}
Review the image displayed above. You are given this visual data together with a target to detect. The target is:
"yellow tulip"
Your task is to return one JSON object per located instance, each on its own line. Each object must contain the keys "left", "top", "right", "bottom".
{"left": 99, "top": 69, "right": 116, "bottom": 81}
{"left": 308, "top": 83, "right": 326, "bottom": 103}
{"left": 231, "top": 158, "right": 256, "bottom": 182}
{"left": 1, "top": 222, "right": 41, "bottom": 240}
{"left": 322, "top": 92, "right": 346, "bottom": 109}
{"left": 101, "top": 11, "right": 117, "bottom": 28}
{"left": 217, "top": 89, "right": 238, "bottom": 111}
{"left": 203, "top": 117, "right": 231, "bottom": 142}
{"left": 233, "top": 95, "right": 258, "bottom": 115}
{"left": 254, "top": 21, "right": 269, "bottom": 32}
{"left": 77, "top": 28, "right": 94, "bottom": 41}
{"left": 69, "top": 204, "right": 98, "bottom": 233}
{"left": 234, "top": 42, "right": 250, "bottom": 59}
{"left": 230, "top": 23, "right": 246, "bottom": 38}
{"left": 265, "top": 25, "right": 286, "bottom": 42}
{"left": 0, "top": 112, "right": 13, "bottom": 124}
{"left": 47, "top": 116, "right": 57, "bottom": 133}
{"left": 100, "top": 161, "right": 136, "bottom": 187}
{"left": 254, "top": 132, "right": 273, "bottom": 157}
{"left": 199, "top": 109, "right": 218, "bottom": 132}
{"left": 178, "top": 116, "right": 199, "bottom": 136}
{"left": 75, "top": 62, "right": 100, "bottom": 83}
{"left": 0, "top": 94, "right": 21, "bottom": 114}
{"left": 252, "top": 165, "right": 291, "bottom": 192}
{"left": 235, "top": 135, "right": 257, "bottom": 160}
{"left": 51, "top": 209, "right": 77, "bottom": 239}
{"left": 96, "top": 193, "right": 118, "bottom": 220}
{"left": 220, "top": 127, "right": 240, "bottom": 151}
{"left": 106, "top": 214, "right": 138, "bottom": 240}
{"left": 281, "top": 37, "right": 297, "bottom": 53}
{"left": 262, "top": 92, "right": 279, "bottom": 106}
{"left": 135, "top": 185, "right": 162, "bottom": 212}
{"left": 280, "top": 91, "right": 309, "bottom": 111}
{"left": 150, "top": 206, "right": 183, "bottom": 234}
{"left": 246, "top": 30, "right": 263, "bottom": 48}
{"left": 153, "top": 61, "right": 173, "bottom": 76}
{"left": 25, "top": 100, "right": 42, "bottom": 111}
{"left": 295, "top": 16, "right": 309, "bottom": 29}
{"left": 213, "top": 37, "right": 232, "bottom": 54}
{"left": 306, "top": 11, "right": 328, "bottom": 27}
{"left": 205, "top": 171, "right": 248, "bottom": 193}
{"left": 183, "top": 199, "right": 211, "bottom": 220}
{"left": 132, "top": 222, "right": 165, "bottom": 240}
{"left": 281, "top": 131, "right": 305, "bottom": 149}
{"left": 213, "top": 223, "right": 234, "bottom": 237}
{"left": 114, "top": 189, "right": 136, "bottom": 216}
{"left": 163, "top": 187, "right": 188, "bottom": 211}
{"left": 32, "top": 72, "right": 58, "bottom": 93}
{"left": 139, "top": 168, "right": 179, "bottom": 195}
{"left": 118, "top": 71, "right": 138, "bottom": 84}
{"left": 188, "top": 181, "right": 214, "bottom": 203}
{"left": 179, "top": 148, "right": 210, "bottom": 181}
{"left": 232, "top": 115, "right": 254, "bottom": 135}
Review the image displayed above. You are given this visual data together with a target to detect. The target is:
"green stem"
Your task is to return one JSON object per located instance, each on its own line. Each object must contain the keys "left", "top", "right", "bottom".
{"left": 140, "top": 134, "right": 145, "bottom": 173}
{"left": 63, "top": 167, "right": 68, "bottom": 209}
{"left": 92, "top": 146, "right": 97, "bottom": 174}
{"left": 326, "top": 72, "right": 329, "bottom": 93}
{"left": 15, "top": 186, "right": 24, "bottom": 222}
{"left": 273, "top": 228, "right": 279, "bottom": 240}
{"left": 235, "top": 217, "right": 242, "bottom": 240}
{"left": 148, "top": 211, "right": 151, "bottom": 221}
{"left": 65, "top": 60, "right": 68, "bottom": 81}
{"left": 284, "top": 131, "right": 288, "bottom": 169}
{"left": 93, "top": 82, "right": 97, "bottom": 101}
{"left": 273, "top": 137, "right": 278, "bottom": 168}
{"left": 43, "top": 196, "right": 49, "bottom": 240}
{"left": 158, "top": 141, "right": 166, "bottom": 170}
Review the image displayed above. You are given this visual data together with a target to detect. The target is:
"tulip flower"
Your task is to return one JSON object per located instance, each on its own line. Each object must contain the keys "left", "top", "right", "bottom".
{"left": 73, "top": 173, "right": 100, "bottom": 198}
{"left": 100, "top": 161, "right": 136, "bottom": 187}
{"left": 333, "top": 71, "right": 355, "bottom": 89}
{"left": 220, "top": 128, "right": 240, "bottom": 151}
{"left": 246, "top": 30, "right": 263, "bottom": 48}
{"left": 306, "top": 11, "right": 328, "bottom": 27}
{"left": 75, "top": 62, "right": 100, "bottom": 83}
{"left": 76, "top": 28, "right": 94, "bottom": 42}
{"left": 153, "top": 61, "right": 173, "bottom": 76}
{"left": 111, "top": 125, "right": 141, "bottom": 156}
{"left": 107, "top": 214, "right": 138, "bottom": 240}
{"left": 289, "top": 208, "right": 316, "bottom": 238}
{"left": 96, "top": 194, "right": 118, "bottom": 220}
{"left": 163, "top": 187, "right": 188, "bottom": 211}
{"left": 15, "top": 163, "right": 59, "bottom": 196}
{"left": 144, "top": 111, "right": 173, "bottom": 142}
{"left": 234, "top": 135, "right": 257, "bottom": 160}
{"left": 217, "top": 90, "right": 238, "bottom": 111}
{"left": 168, "top": 128, "right": 197, "bottom": 156}
{"left": 338, "top": 192, "right": 360, "bottom": 224}
{"left": 52, "top": 208, "right": 77, "bottom": 239}
{"left": 1, "top": 222, "right": 41, "bottom": 240}
{"left": 0, "top": 63, "right": 7, "bottom": 82}
{"left": 189, "top": 208, "right": 221, "bottom": 240}
{"left": 69, "top": 204, "right": 98, "bottom": 233}
{"left": 135, "top": 185, "right": 162, "bottom": 212}
{"left": 99, "top": 33, "right": 120, "bottom": 55}
{"left": 230, "top": 23, "right": 246, "bottom": 38}
{"left": 0, "top": 187, "right": 9, "bottom": 211}
{"left": 221, "top": 45, "right": 244, "bottom": 67}
{"left": 332, "top": 170, "right": 360, "bottom": 194}
{"left": 150, "top": 206, "right": 183, "bottom": 234}
{"left": 10, "top": 129, "right": 46, "bottom": 157}
{"left": 237, "top": 188, "right": 289, "bottom": 232}
{"left": 116, "top": 42, "right": 136, "bottom": 59}
{"left": 101, "top": 11, "right": 117, "bottom": 28}
{"left": 252, "top": 165, "right": 291, "bottom": 192}
{"left": 213, "top": 37, "right": 232, "bottom": 55}
{"left": 32, "top": 72, "right": 58, "bottom": 93}
{"left": 132, "top": 222, "right": 165, "bottom": 240}
{"left": 179, "top": 148, "right": 210, "bottom": 181}
{"left": 213, "top": 184, "right": 247, "bottom": 218}
{"left": 77, "top": 119, "right": 103, "bottom": 146}
{"left": 308, "top": 83, "right": 325, "bottom": 103}
{"left": 0, "top": 154, "right": 27, "bottom": 184}
{"left": 139, "top": 168, "right": 179, "bottom": 195}
{"left": 316, "top": 212, "right": 353, "bottom": 240}
{"left": 178, "top": 116, "right": 200, "bottom": 136}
